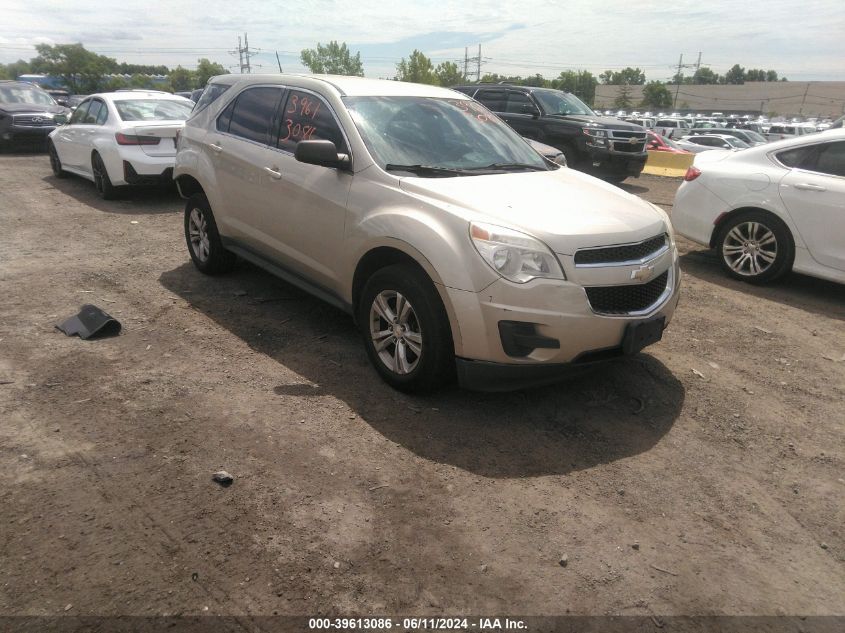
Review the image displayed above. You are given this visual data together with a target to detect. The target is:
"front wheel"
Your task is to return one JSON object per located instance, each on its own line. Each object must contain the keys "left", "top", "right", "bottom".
{"left": 358, "top": 264, "right": 454, "bottom": 393}
{"left": 716, "top": 211, "right": 793, "bottom": 283}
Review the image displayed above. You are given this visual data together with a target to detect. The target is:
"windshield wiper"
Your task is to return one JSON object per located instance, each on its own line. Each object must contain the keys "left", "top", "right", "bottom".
{"left": 466, "top": 162, "right": 548, "bottom": 172}
{"left": 384, "top": 164, "right": 469, "bottom": 177}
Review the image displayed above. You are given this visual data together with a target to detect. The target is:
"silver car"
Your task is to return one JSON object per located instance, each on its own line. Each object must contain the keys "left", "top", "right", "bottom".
{"left": 174, "top": 75, "right": 680, "bottom": 392}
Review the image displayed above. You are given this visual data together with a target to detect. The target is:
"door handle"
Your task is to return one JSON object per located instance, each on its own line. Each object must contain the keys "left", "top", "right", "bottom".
{"left": 793, "top": 183, "right": 826, "bottom": 192}
{"left": 264, "top": 166, "right": 282, "bottom": 180}
{"left": 209, "top": 143, "right": 223, "bottom": 153}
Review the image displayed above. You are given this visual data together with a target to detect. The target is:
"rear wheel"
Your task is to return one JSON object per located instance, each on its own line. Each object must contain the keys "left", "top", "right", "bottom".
{"left": 184, "top": 193, "right": 236, "bottom": 275}
{"left": 358, "top": 264, "right": 454, "bottom": 393}
{"left": 716, "top": 211, "right": 793, "bottom": 283}
{"left": 92, "top": 152, "right": 118, "bottom": 199}
{"left": 48, "top": 141, "right": 67, "bottom": 178}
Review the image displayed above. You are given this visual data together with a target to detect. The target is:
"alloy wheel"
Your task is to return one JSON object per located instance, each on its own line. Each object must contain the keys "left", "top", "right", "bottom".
{"left": 92, "top": 156, "right": 105, "bottom": 194}
{"left": 722, "top": 221, "right": 778, "bottom": 277}
{"left": 369, "top": 290, "right": 423, "bottom": 375}
{"left": 188, "top": 208, "right": 211, "bottom": 262}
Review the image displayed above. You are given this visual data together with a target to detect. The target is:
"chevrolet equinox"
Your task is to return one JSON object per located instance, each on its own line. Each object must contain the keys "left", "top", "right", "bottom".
{"left": 174, "top": 75, "right": 681, "bottom": 392}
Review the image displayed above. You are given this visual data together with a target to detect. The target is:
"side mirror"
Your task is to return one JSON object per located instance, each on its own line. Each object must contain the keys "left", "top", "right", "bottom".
{"left": 648, "top": 140, "right": 660, "bottom": 148}
{"left": 521, "top": 104, "right": 540, "bottom": 117}
{"left": 294, "top": 140, "right": 351, "bottom": 170}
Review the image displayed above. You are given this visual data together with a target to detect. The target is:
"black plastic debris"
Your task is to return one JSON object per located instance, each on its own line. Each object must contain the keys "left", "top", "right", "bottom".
{"left": 55, "top": 304, "right": 121, "bottom": 340}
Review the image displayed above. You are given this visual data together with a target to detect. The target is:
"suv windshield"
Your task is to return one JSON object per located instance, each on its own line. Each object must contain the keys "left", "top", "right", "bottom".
{"left": 0, "top": 84, "right": 56, "bottom": 106}
{"left": 114, "top": 99, "right": 194, "bottom": 121}
{"left": 344, "top": 96, "right": 549, "bottom": 174}
{"left": 531, "top": 90, "right": 595, "bottom": 116}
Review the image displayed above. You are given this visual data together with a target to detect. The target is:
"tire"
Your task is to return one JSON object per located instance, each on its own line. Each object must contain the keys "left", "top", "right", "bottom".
{"left": 48, "top": 141, "right": 67, "bottom": 178}
{"left": 92, "top": 152, "right": 118, "bottom": 200}
{"left": 602, "top": 173, "right": 628, "bottom": 185}
{"left": 560, "top": 145, "right": 578, "bottom": 169}
{"left": 358, "top": 264, "right": 454, "bottom": 393}
{"left": 715, "top": 211, "right": 794, "bottom": 284}
{"left": 184, "top": 193, "right": 236, "bottom": 275}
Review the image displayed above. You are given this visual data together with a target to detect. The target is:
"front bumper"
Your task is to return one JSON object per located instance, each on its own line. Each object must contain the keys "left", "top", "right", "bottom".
{"left": 447, "top": 249, "right": 681, "bottom": 390}
{"left": 1, "top": 124, "right": 57, "bottom": 143}
{"left": 586, "top": 145, "right": 648, "bottom": 175}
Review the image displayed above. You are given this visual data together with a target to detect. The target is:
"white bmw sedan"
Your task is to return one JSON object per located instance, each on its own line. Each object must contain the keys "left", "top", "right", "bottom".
{"left": 673, "top": 129, "right": 845, "bottom": 285}
{"left": 47, "top": 90, "right": 194, "bottom": 199}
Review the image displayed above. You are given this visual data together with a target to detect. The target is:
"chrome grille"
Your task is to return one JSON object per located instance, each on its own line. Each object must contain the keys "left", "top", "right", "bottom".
{"left": 12, "top": 114, "right": 55, "bottom": 127}
{"left": 609, "top": 129, "right": 647, "bottom": 153}
{"left": 575, "top": 234, "right": 667, "bottom": 266}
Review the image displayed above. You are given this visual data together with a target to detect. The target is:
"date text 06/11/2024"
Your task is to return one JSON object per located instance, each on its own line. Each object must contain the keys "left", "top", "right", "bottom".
{"left": 307, "top": 617, "right": 528, "bottom": 630}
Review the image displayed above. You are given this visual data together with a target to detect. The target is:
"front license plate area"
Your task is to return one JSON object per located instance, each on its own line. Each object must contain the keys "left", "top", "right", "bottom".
{"left": 622, "top": 317, "right": 665, "bottom": 355}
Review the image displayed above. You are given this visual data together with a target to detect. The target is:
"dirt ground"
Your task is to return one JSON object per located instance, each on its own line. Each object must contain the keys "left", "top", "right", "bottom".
{"left": 1, "top": 152, "right": 843, "bottom": 622}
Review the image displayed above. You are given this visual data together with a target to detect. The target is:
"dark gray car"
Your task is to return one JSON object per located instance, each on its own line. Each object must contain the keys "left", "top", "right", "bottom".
{"left": 0, "top": 81, "right": 70, "bottom": 150}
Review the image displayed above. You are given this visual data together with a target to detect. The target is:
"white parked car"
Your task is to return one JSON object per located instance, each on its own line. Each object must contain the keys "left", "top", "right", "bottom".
{"left": 672, "top": 129, "right": 845, "bottom": 284}
{"left": 174, "top": 74, "right": 681, "bottom": 392}
{"left": 654, "top": 117, "right": 691, "bottom": 139}
{"left": 47, "top": 90, "right": 194, "bottom": 198}
{"left": 674, "top": 134, "right": 750, "bottom": 153}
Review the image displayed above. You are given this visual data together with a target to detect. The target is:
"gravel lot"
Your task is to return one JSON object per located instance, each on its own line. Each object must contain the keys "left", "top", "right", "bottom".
{"left": 1, "top": 152, "right": 843, "bottom": 620}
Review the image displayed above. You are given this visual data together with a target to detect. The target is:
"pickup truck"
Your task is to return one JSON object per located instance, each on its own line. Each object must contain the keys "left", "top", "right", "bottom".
{"left": 453, "top": 84, "right": 648, "bottom": 183}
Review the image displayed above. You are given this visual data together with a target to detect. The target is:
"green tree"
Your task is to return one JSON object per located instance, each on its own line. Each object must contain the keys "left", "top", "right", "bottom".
{"left": 552, "top": 70, "right": 598, "bottom": 105}
{"left": 479, "top": 73, "right": 524, "bottom": 84}
{"left": 0, "top": 59, "right": 31, "bottom": 80}
{"left": 766, "top": 70, "right": 779, "bottom": 82}
{"left": 746, "top": 68, "right": 766, "bottom": 82}
{"left": 691, "top": 67, "right": 720, "bottom": 85}
{"left": 395, "top": 50, "right": 437, "bottom": 85}
{"left": 300, "top": 41, "right": 364, "bottom": 76}
{"left": 103, "top": 76, "right": 130, "bottom": 91}
{"left": 724, "top": 64, "right": 745, "bottom": 84}
{"left": 640, "top": 81, "right": 672, "bottom": 109}
{"left": 169, "top": 66, "right": 196, "bottom": 91}
{"left": 522, "top": 73, "right": 549, "bottom": 87}
{"left": 600, "top": 67, "right": 645, "bottom": 85}
{"left": 30, "top": 43, "right": 116, "bottom": 93}
{"left": 129, "top": 73, "right": 155, "bottom": 89}
{"left": 434, "top": 61, "right": 463, "bottom": 87}
{"left": 195, "top": 58, "right": 227, "bottom": 88}
{"left": 613, "top": 84, "right": 633, "bottom": 109}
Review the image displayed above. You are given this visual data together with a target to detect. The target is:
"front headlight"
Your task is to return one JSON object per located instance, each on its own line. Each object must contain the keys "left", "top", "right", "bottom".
{"left": 582, "top": 127, "right": 607, "bottom": 138}
{"left": 470, "top": 222, "right": 565, "bottom": 283}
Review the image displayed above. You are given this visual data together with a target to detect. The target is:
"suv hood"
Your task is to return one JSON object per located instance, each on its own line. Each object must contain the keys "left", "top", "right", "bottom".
{"left": 399, "top": 169, "right": 667, "bottom": 255}
{"left": 0, "top": 102, "right": 67, "bottom": 115}
{"left": 549, "top": 114, "right": 645, "bottom": 131}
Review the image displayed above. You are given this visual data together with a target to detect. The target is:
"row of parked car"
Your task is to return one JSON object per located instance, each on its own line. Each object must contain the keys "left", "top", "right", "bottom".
{"left": 3, "top": 76, "right": 842, "bottom": 393}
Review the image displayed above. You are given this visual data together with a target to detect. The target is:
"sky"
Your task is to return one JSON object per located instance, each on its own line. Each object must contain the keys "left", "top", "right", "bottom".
{"left": 2, "top": 0, "right": 845, "bottom": 82}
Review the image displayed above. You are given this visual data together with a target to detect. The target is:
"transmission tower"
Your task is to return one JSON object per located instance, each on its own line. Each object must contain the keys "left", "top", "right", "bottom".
{"left": 230, "top": 33, "right": 259, "bottom": 73}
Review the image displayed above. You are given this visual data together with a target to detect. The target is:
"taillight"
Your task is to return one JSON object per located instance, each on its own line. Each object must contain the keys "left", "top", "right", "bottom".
{"left": 115, "top": 132, "right": 160, "bottom": 146}
{"left": 684, "top": 166, "right": 701, "bottom": 182}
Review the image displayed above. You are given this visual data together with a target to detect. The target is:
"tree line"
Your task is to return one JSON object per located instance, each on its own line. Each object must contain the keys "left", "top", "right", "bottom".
{"left": 0, "top": 41, "right": 786, "bottom": 109}
{"left": 0, "top": 43, "right": 227, "bottom": 93}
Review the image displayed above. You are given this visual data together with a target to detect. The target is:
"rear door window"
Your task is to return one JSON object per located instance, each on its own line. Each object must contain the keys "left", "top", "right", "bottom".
{"left": 474, "top": 90, "right": 506, "bottom": 113}
{"left": 226, "top": 87, "right": 284, "bottom": 145}
{"left": 276, "top": 90, "right": 346, "bottom": 153}
{"left": 809, "top": 141, "right": 845, "bottom": 177}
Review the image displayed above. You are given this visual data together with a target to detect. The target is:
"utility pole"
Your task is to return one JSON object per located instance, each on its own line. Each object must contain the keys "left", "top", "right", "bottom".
{"left": 673, "top": 54, "right": 683, "bottom": 109}
{"left": 243, "top": 33, "right": 251, "bottom": 73}
{"left": 464, "top": 47, "right": 468, "bottom": 81}
{"left": 477, "top": 44, "right": 482, "bottom": 82}
{"left": 799, "top": 82, "right": 810, "bottom": 115}
{"left": 672, "top": 53, "right": 698, "bottom": 109}
{"left": 275, "top": 51, "right": 283, "bottom": 73}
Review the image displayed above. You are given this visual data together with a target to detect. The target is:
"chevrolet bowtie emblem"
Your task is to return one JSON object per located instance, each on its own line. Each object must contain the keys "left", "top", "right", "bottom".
{"left": 631, "top": 264, "right": 655, "bottom": 281}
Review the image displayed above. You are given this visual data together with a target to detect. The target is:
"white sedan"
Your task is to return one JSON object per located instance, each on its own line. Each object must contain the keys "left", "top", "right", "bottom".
{"left": 673, "top": 129, "right": 845, "bottom": 284}
{"left": 674, "top": 134, "right": 750, "bottom": 153}
{"left": 47, "top": 90, "right": 194, "bottom": 199}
